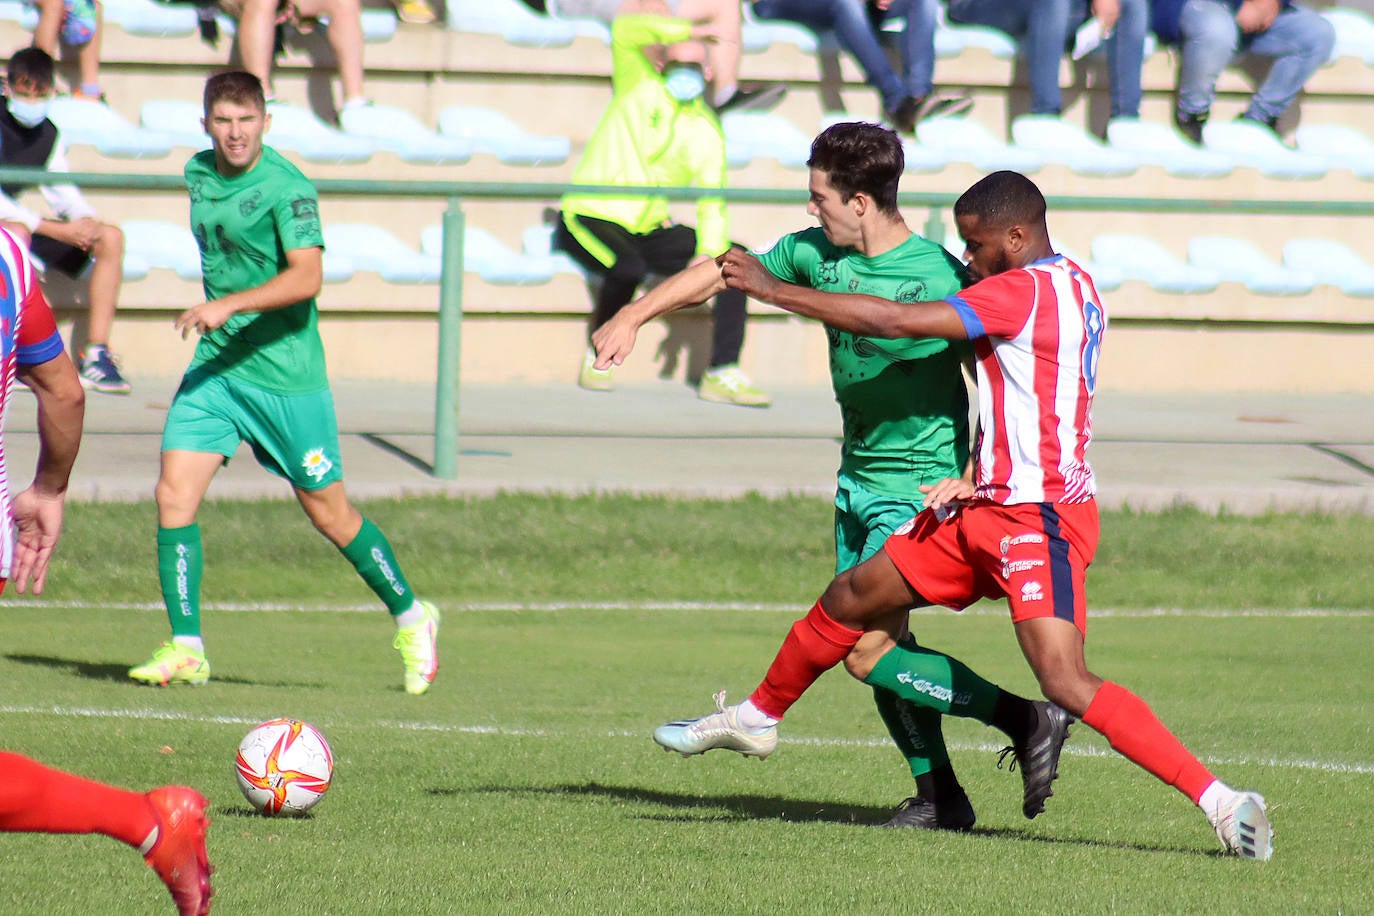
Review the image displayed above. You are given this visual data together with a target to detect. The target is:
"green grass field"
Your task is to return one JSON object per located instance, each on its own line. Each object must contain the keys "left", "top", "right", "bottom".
{"left": 2, "top": 496, "right": 1371, "bottom": 914}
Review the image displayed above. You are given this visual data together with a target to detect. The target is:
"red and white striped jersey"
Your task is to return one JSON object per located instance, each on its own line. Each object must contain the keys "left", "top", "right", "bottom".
{"left": 0, "top": 228, "right": 67, "bottom": 579}
{"left": 945, "top": 254, "right": 1106, "bottom": 505}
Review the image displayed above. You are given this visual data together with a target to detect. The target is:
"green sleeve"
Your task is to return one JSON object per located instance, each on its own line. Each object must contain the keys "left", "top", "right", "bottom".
{"left": 610, "top": 15, "right": 693, "bottom": 95}
{"left": 754, "top": 231, "right": 803, "bottom": 284}
{"left": 857, "top": 253, "right": 965, "bottom": 360}
{"left": 276, "top": 179, "right": 324, "bottom": 253}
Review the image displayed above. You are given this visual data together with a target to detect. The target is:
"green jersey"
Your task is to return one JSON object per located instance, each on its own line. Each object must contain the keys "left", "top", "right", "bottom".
{"left": 185, "top": 146, "right": 328, "bottom": 394}
{"left": 756, "top": 227, "right": 969, "bottom": 496}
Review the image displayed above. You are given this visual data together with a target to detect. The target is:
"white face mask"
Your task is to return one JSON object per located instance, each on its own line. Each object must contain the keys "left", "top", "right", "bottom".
{"left": 663, "top": 65, "right": 706, "bottom": 104}
{"left": 8, "top": 97, "right": 52, "bottom": 128}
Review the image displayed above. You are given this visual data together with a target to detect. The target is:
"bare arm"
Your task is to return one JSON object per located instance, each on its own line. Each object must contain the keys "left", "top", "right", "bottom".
{"left": 175, "top": 246, "right": 324, "bottom": 339}
{"left": 11, "top": 350, "right": 85, "bottom": 594}
{"left": 591, "top": 256, "right": 727, "bottom": 368}
{"left": 718, "top": 247, "right": 969, "bottom": 341}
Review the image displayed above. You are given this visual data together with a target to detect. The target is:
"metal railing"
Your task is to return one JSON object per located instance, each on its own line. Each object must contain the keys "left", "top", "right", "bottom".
{"left": 6, "top": 166, "right": 1371, "bottom": 479}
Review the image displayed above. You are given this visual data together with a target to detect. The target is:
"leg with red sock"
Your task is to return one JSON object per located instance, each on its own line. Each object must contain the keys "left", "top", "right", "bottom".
{"left": 0, "top": 751, "right": 215, "bottom": 913}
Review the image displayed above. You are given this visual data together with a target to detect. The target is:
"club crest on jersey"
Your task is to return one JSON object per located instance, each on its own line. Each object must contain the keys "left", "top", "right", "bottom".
{"left": 301, "top": 448, "right": 333, "bottom": 481}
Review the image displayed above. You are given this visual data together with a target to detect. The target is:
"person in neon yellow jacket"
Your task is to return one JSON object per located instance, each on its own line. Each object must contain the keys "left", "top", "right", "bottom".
{"left": 555, "top": 14, "right": 769, "bottom": 407}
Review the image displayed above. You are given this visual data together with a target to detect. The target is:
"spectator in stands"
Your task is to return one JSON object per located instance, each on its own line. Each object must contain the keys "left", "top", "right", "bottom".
{"left": 550, "top": 0, "right": 785, "bottom": 113}
{"left": 945, "top": 0, "right": 1147, "bottom": 123}
{"left": 752, "top": 0, "right": 970, "bottom": 131}
{"left": 0, "top": 48, "right": 130, "bottom": 394}
{"left": 216, "top": 0, "right": 369, "bottom": 120}
{"left": 28, "top": 0, "right": 106, "bottom": 101}
{"left": 555, "top": 14, "right": 770, "bottom": 406}
{"left": 1152, "top": 0, "right": 1335, "bottom": 143}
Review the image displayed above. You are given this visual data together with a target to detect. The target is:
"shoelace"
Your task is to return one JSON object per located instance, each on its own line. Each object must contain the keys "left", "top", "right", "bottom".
{"left": 996, "top": 746, "right": 1019, "bottom": 772}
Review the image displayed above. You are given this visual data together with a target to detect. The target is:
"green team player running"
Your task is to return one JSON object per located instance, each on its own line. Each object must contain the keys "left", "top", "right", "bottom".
{"left": 128, "top": 70, "right": 440, "bottom": 695}
{"left": 593, "top": 121, "right": 1071, "bottom": 828}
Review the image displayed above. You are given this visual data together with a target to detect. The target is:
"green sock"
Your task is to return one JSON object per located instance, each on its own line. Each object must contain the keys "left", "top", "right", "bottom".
{"left": 864, "top": 639, "right": 1001, "bottom": 722}
{"left": 157, "top": 524, "right": 202, "bottom": 639}
{"left": 873, "top": 684, "right": 950, "bottom": 778}
{"left": 339, "top": 518, "right": 416, "bottom": 615}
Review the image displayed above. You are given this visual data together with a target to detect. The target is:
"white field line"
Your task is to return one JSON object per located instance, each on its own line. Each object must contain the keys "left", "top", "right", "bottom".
{"left": 1, "top": 599, "right": 1371, "bottom": 617}
{"left": 1, "top": 703, "right": 1371, "bottom": 776}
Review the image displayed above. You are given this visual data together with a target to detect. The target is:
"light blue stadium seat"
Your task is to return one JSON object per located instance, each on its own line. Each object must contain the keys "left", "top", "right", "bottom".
{"left": 436, "top": 106, "right": 570, "bottom": 166}
{"left": 0, "top": 0, "right": 38, "bottom": 29}
{"left": 212, "top": 8, "right": 395, "bottom": 41}
{"left": 916, "top": 117, "right": 1044, "bottom": 172}
{"left": 340, "top": 103, "right": 473, "bottom": 165}
{"left": 741, "top": 2, "right": 819, "bottom": 52}
{"left": 120, "top": 220, "right": 203, "bottom": 281}
{"left": 263, "top": 102, "right": 375, "bottom": 163}
{"left": 1187, "top": 236, "right": 1316, "bottom": 295}
{"left": 421, "top": 224, "right": 557, "bottom": 285}
{"left": 522, "top": 222, "right": 587, "bottom": 277}
{"left": 102, "top": 0, "right": 198, "bottom": 36}
{"left": 1322, "top": 7, "right": 1374, "bottom": 64}
{"left": 1293, "top": 123, "right": 1374, "bottom": 180}
{"left": 121, "top": 251, "right": 151, "bottom": 282}
{"left": 541, "top": 5, "right": 612, "bottom": 43}
{"left": 1090, "top": 233, "right": 1220, "bottom": 294}
{"left": 1105, "top": 117, "right": 1234, "bottom": 179}
{"left": 1011, "top": 115, "right": 1139, "bottom": 177}
{"left": 139, "top": 99, "right": 212, "bottom": 151}
{"left": 1282, "top": 238, "right": 1374, "bottom": 297}
{"left": 446, "top": 0, "right": 577, "bottom": 47}
{"left": 48, "top": 97, "right": 174, "bottom": 159}
{"left": 817, "top": 112, "right": 948, "bottom": 172}
{"left": 720, "top": 111, "right": 811, "bottom": 169}
{"left": 1058, "top": 245, "right": 1123, "bottom": 293}
{"left": 934, "top": 7, "right": 1016, "bottom": 58}
{"left": 1201, "top": 119, "right": 1327, "bottom": 179}
{"left": 324, "top": 224, "right": 439, "bottom": 283}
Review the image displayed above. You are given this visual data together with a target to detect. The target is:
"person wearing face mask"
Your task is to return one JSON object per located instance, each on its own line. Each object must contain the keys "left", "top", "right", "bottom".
{"left": 554, "top": 14, "right": 769, "bottom": 406}
{"left": 0, "top": 47, "right": 131, "bottom": 394}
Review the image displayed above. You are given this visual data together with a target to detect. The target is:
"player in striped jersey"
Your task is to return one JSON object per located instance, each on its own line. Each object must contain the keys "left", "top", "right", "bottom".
{"left": 659, "top": 170, "right": 1273, "bottom": 860}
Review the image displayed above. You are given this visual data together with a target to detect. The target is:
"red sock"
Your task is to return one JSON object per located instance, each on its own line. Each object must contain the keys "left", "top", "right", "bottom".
{"left": 1082, "top": 681, "right": 1215, "bottom": 803}
{"left": 749, "top": 601, "right": 863, "bottom": 719}
{"left": 0, "top": 752, "right": 157, "bottom": 848}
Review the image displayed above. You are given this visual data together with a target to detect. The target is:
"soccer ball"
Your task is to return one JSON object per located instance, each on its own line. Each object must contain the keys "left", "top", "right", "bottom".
{"left": 234, "top": 718, "right": 334, "bottom": 816}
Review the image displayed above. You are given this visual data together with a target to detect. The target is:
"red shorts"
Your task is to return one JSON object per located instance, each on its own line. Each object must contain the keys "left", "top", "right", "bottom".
{"left": 883, "top": 499, "right": 1100, "bottom": 636}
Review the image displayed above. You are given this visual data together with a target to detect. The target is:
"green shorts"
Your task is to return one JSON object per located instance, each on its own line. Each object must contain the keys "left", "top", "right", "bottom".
{"left": 162, "top": 368, "right": 344, "bottom": 491}
{"left": 833, "top": 472, "right": 924, "bottom": 574}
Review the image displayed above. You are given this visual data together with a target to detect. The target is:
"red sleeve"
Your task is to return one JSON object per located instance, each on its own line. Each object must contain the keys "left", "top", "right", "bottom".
{"left": 948, "top": 269, "right": 1037, "bottom": 340}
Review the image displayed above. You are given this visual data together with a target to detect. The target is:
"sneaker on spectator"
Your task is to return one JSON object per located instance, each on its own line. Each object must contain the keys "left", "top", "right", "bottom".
{"left": 714, "top": 83, "right": 788, "bottom": 115}
{"left": 1175, "top": 109, "right": 1208, "bottom": 145}
{"left": 79, "top": 345, "right": 132, "bottom": 395}
{"left": 914, "top": 92, "right": 973, "bottom": 122}
{"left": 578, "top": 347, "right": 614, "bottom": 392}
{"left": 698, "top": 364, "right": 770, "bottom": 407}
{"left": 394, "top": 0, "right": 437, "bottom": 24}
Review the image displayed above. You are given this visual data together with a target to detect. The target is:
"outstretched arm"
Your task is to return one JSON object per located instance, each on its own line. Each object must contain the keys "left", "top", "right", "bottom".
{"left": 591, "top": 256, "right": 726, "bottom": 368}
{"left": 718, "top": 247, "right": 969, "bottom": 340}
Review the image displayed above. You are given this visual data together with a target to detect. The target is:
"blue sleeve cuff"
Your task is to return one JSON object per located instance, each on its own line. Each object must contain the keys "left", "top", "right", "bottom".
{"left": 18, "top": 331, "right": 66, "bottom": 367}
{"left": 946, "top": 295, "right": 985, "bottom": 339}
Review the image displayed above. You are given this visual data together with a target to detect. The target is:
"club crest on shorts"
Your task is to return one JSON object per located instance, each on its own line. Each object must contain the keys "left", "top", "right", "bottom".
{"left": 302, "top": 448, "right": 333, "bottom": 481}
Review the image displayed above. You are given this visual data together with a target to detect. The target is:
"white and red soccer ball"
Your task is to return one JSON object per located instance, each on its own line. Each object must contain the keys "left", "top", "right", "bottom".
{"left": 234, "top": 718, "right": 334, "bottom": 816}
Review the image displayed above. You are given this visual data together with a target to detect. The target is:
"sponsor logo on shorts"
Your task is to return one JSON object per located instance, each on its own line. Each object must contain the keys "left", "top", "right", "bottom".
{"left": 1001, "top": 532, "right": 1045, "bottom": 555}
{"left": 894, "top": 518, "right": 916, "bottom": 537}
{"left": 302, "top": 448, "right": 333, "bottom": 481}
{"left": 1002, "top": 558, "right": 1045, "bottom": 578}
{"left": 1020, "top": 580, "right": 1044, "bottom": 602}
{"left": 895, "top": 671, "right": 972, "bottom": 706}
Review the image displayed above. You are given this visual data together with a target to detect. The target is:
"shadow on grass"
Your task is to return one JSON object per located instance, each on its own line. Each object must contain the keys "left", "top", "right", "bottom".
{"left": 430, "top": 782, "right": 1209, "bottom": 856}
{"left": 2, "top": 653, "right": 316, "bottom": 688}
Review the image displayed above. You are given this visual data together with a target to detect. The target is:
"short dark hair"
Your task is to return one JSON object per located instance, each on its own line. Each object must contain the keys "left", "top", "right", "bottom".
{"left": 953, "top": 170, "right": 1047, "bottom": 231}
{"left": 203, "top": 69, "right": 266, "bottom": 116}
{"left": 806, "top": 121, "right": 904, "bottom": 215}
{"left": 7, "top": 46, "right": 55, "bottom": 89}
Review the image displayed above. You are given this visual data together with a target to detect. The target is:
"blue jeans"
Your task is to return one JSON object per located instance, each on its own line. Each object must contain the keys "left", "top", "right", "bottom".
{"left": 752, "top": 0, "right": 938, "bottom": 111}
{"left": 1176, "top": 0, "right": 1336, "bottom": 120}
{"left": 945, "top": 0, "right": 1146, "bottom": 117}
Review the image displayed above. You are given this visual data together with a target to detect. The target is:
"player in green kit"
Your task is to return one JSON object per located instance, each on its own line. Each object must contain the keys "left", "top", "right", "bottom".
{"left": 593, "top": 121, "right": 1071, "bottom": 829}
{"left": 128, "top": 70, "right": 440, "bottom": 696}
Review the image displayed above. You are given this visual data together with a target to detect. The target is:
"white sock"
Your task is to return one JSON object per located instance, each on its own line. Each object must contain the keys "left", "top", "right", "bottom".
{"left": 393, "top": 602, "right": 426, "bottom": 628}
{"left": 736, "top": 698, "right": 779, "bottom": 730}
{"left": 172, "top": 635, "right": 204, "bottom": 653}
{"left": 1197, "top": 779, "right": 1235, "bottom": 822}
{"left": 712, "top": 84, "right": 738, "bottom": 107}
{"left": 341, "top": 96, "right": 370, "bottom": 111}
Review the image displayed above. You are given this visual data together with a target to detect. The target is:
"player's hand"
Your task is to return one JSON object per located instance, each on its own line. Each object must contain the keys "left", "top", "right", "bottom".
{"left": 1234, "top": 0, "right": 1279, "bottom": 32}
{"left": 590, "top": 312, "right": 639, "bottom": 369}
{"left": 1091, "top": 0, "right": 1120, "bottom": 34}
{"left": 717, "top": 247, "right": 778, "bottom": 301}
{"left": 10, "top": 486, "right": 66, "bottom": 595}
{"left": 919, "top": 477, "right": 975, "bottom": 518}
{"left": 69, "top": 217, "right": 102, "bottom": 250}
{"left": 175, "top": 300, "right": 235, "bottom": 338}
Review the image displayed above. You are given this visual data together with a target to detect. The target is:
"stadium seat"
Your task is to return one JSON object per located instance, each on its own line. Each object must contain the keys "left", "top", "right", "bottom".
{"left": 522, "top": 223, "right": 587, "bottom": 276}
{"left": 1090, "top": 233, "right": 1220, "bottom": 294}
{"left": 1201, "top": 119, "right": 1327, "bottom": 179}
{"left": 741, "top": 2, "right": 820, "bottom": 52}
{"left": 721, "top": 111, "right": 812, "bottom": 169}
{"left": 1058, "top": 245, "right": 1124, "bottom": 293}
{"left": 121, "top": 251, "right": 152, "bottom": 283}
{"left": 1292, "top": 124, "right": 1374, "bottom": 180}
{"left": 1281, "top": 238, "right": 1374, "bottom": 297}
{"left": 1105, "top": 118, "right": 1234, "bottom": 179}
{"left": 0, "top": 0, "right": 38, "bottom": 29}
{"left": 139, "top": 99, "right": 212, "bottom": 151}
{"left": 1010, "top": 115, "right": 1139, "bottom": 177}
{"left": 933, "top": 7, "right": 1017, "bottom": 59}
{"left": 421, "top": 224, "right": 557, "bottom": 285}
{"left": 48, "top": 97, "right": 174, "bottom": 159}
{"left": 915, "top": 117, "right": 1044, "bottom": 173}
{"left": 436, "top": 107, "right": 571, "bottom": 166}
{"left": 817, "top": 112, "right": 948, "bottom": 172}
{"left": 323, "top": 224, "right": 440, "bottom": 283}
{"left": 120, "top": 220, "right": 204, "bottom": 281}
{"left": 101, "top": 0, "right": 198, "bottom": 37}
{"left": 213, "top": 7, "right": 396, "bottom": 41}
{"left": 1322, "top": 7, "right": 1374, "bottom": 64}
{"left": 262, "top": 102, "right": 375, "bottom": 164}
{"left": 1186, "top": 236, "right": 1316, "bottom": 295}
{"left": 340, "top": 103, "right": 473, "bottom": 165}
{"left": 446, "top": 0, "right": 578, "bottom": 47}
